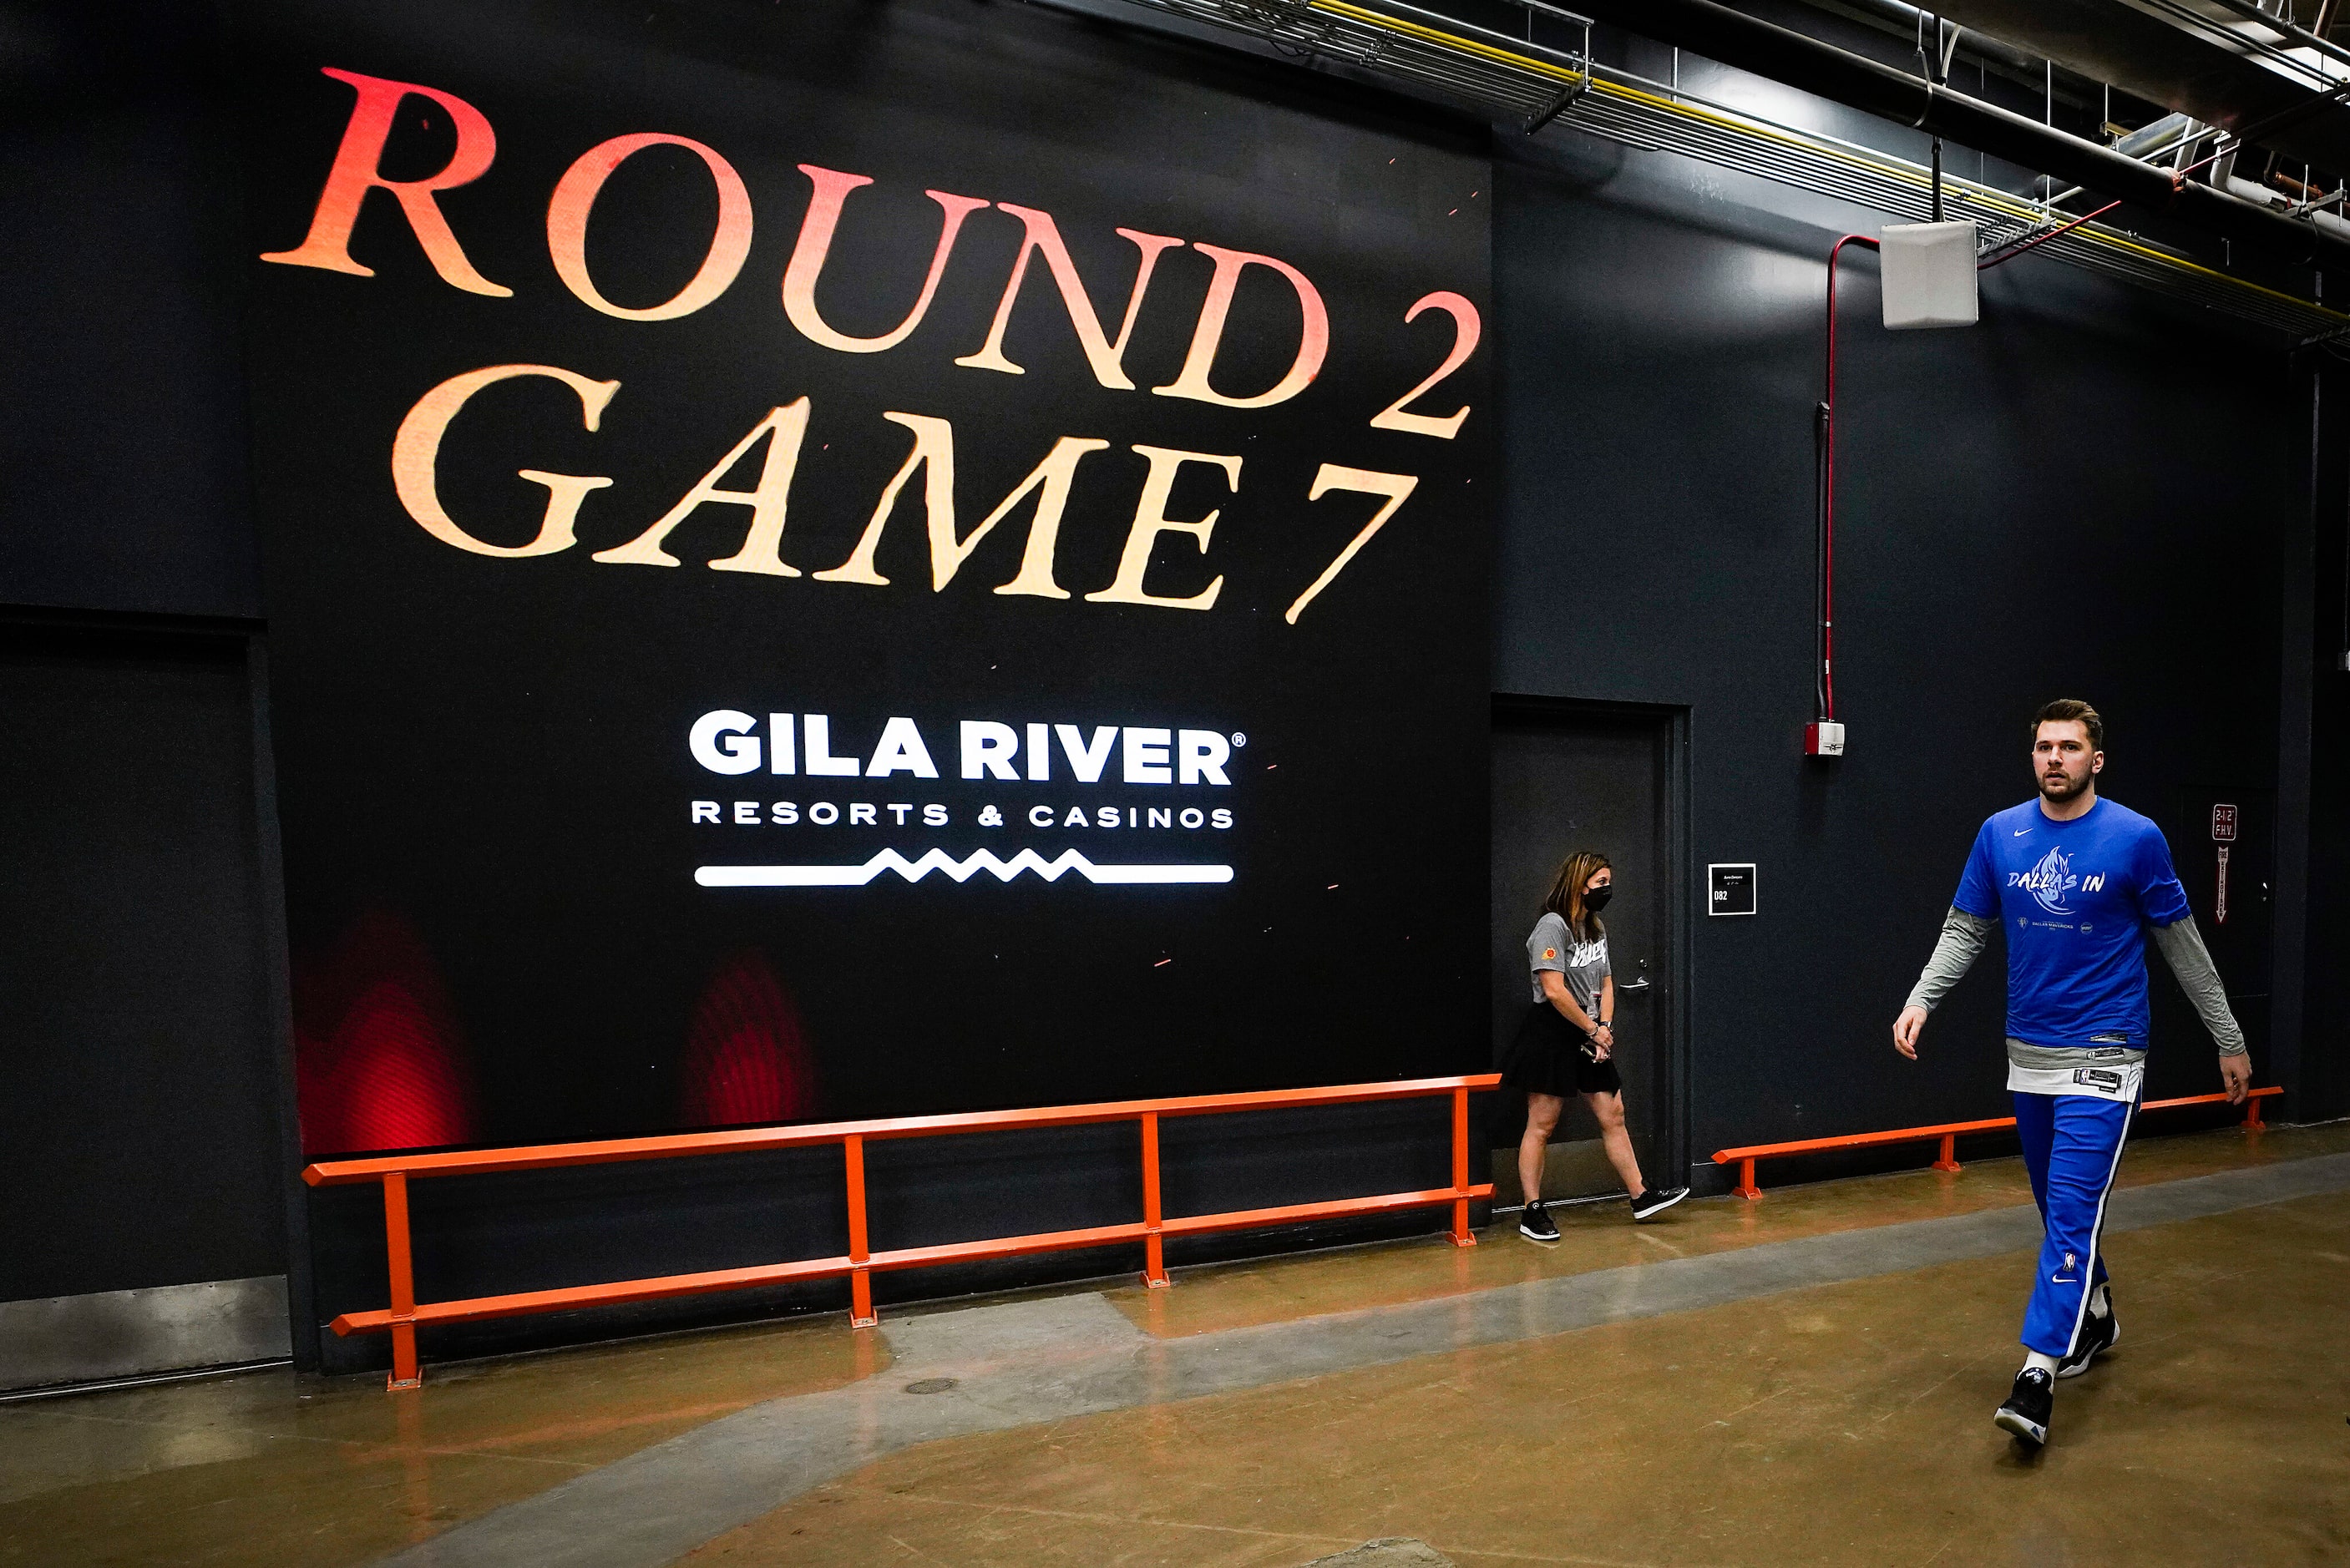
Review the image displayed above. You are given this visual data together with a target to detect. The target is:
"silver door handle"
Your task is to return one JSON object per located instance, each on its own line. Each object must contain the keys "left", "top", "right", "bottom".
{"left": 1617, "top": 979, "right": 1652, "bottom": 992}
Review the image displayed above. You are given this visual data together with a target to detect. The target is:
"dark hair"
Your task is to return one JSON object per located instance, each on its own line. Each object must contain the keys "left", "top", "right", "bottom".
{"left": 1542, "top": 850, "right": 1611, "bottom": 940}
{"left": 2032, "top": 699, "right": 2104, "bottom": 751}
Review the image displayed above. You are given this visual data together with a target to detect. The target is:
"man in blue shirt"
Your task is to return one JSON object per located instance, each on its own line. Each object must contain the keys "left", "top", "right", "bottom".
{"left": 1892, "top": 699, "right": 2250, "bottom": 1447}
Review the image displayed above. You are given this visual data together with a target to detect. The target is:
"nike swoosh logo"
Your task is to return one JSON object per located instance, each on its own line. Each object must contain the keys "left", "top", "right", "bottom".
{"left": 2013, "top": 827, "right": 2033, "bottom": 836}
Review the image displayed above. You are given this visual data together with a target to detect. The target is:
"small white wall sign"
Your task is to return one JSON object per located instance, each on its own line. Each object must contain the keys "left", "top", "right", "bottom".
{"left": 1709, "top": 863, "right": 1756, "bottom": 917}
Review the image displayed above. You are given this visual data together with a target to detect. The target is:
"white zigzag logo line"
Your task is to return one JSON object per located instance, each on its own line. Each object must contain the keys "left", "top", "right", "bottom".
{"left": 695, "top": 847, "right": 1234, "bottom": 888}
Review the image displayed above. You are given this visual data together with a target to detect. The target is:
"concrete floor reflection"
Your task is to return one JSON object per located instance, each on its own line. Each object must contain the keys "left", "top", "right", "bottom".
{"left": 3, "top": 1120, "right": 2343, "bottom": 1567}
{"left": 712, "top": 1187, "right": 2350, "bottom": 1566}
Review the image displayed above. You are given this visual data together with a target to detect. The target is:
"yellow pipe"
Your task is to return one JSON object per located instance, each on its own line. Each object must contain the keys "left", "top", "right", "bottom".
{"left": 1297, "top": 0, "right": 2349, "bottom": 326}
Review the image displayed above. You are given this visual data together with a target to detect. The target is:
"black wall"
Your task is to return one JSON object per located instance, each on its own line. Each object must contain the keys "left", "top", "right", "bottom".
{"left": 2297, "top": 367, "right": 2350, "bottom": 1125}
{"left": 4, "top": 0, "right": 2344, "bottom": 1376}
{"left": 1495, "top": 130, "right": 2306, "bottom": 1175}
{"left": 236, "top": 0, "right": 1493, "bottom": 1152}
{"left": 0, "top": 1, "right": 291, "bottom": 1322}
{"left": 0, "top": 2, "right": 260, "bottom": 620}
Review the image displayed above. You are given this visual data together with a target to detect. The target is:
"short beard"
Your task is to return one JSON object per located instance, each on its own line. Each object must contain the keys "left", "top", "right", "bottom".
{"left": 2039, "top": 769, "right": 2091, "bottom": 802}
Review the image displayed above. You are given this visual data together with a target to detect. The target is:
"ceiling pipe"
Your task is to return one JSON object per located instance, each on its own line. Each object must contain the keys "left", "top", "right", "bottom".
{"left": 1795, "top": 0, "right": 2075, "bottom": 92}
{"left": 1571, "top": 0, "right": 2350, "bottom": 271}
{"left": 2199, "top": 0, "right": 2350, "bottom": 73}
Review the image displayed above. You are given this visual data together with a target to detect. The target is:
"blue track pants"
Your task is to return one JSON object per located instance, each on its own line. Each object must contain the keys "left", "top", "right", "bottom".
{"left": 2013, "top": 1089, "right": 2135, "bottom": 1358}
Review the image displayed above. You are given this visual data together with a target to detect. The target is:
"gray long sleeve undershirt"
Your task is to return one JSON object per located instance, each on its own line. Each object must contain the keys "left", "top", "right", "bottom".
{"left": 2148, "top": 917, "right": 2247, "bottom": 1054}
{"left": 1904, "top": 906, "right": 1992, "bottom": 1015}
{"left": 1903, "top": 904, "right": 2246, "bottom": 1055}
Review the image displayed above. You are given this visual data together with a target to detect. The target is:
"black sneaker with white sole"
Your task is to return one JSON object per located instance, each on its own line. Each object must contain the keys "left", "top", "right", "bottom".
{"left": 2058, "top": 1303, "right": 2120, "bottom": 1379}
{"left": 1629, "top": 1186, "right": 1689, "bottom": 1222}
{"left": 1993, "top": 1367, "right": 2054, "bottom": 1445}
{"left": 1518, "top": 1201, "right": 1561, "bottom": 1242}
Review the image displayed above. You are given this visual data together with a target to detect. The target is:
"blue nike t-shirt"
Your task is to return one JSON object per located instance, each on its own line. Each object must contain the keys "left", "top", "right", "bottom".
{"left": 1951, "top": 797, "right": 2191, "bottom": 1050}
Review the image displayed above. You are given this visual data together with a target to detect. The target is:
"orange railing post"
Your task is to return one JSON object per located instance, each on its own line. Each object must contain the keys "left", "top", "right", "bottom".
{"left": 1734, "top": 1156, "right": 1760, "bottom": 1201}
{"left": 382, "top": 1171, "right": 422, "bottom": 1390}
{"left": 1449, "top": 1085, "right": 1476, "bottom": 1247}
{"left": 1932, "top": 1132, "right": 1961, "bottom": 1173}
{"left": 2244, "top": 1093, "right": 2266, "bottom": 1131}
{"left": 843, "top": 1133, "right": 876, "bottom": 1328}
{"left": 1142, "top": 1111, "right": 1169, "bottom": 1287}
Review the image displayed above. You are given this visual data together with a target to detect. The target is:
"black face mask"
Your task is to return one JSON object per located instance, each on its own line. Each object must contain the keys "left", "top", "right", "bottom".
{"left": 1584, "top": 888, "right": 1613, "bottom": 913}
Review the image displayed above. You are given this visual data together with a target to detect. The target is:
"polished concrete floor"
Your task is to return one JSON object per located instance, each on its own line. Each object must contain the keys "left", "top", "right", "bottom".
{"left": 5, "top": 1121, "right": 2347, "bottom": 1567}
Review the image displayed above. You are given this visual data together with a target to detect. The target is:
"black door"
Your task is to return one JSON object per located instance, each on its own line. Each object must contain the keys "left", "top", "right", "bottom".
{"left": 0, "top": 620, "right": 289, "bottom": 1343}
{"left": 1489, "top": 698, "right": 1683, "bottom": 1201}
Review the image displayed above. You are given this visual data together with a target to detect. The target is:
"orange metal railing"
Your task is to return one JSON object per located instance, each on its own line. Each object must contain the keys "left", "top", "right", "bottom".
{"left": 304, "top": 1073, "right": 1502, "bottom": 1388}
{"left": 1713, "top": 1085, "right": 2280, "bottom": 1200}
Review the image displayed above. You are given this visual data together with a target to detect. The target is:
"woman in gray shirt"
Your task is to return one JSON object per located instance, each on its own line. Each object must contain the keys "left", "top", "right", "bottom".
{"left": 1500, "top": 850, "right": 1688, "bottom": 1237}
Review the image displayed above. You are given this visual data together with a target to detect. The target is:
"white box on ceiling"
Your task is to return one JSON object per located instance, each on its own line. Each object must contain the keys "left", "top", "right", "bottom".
{"left": 1879, "top": 220, "right": 1979, "bottom": 329}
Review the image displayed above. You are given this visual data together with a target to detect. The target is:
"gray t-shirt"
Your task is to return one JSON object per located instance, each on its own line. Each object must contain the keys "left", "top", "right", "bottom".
{"left": 1527, "top": 911, "right": 1610, "bottom": 1016}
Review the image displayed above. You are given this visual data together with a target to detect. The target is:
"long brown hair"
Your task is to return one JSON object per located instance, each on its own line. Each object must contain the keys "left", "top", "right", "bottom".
{"left": 1542, "top": 850, "right": 1611, "bottom": 942}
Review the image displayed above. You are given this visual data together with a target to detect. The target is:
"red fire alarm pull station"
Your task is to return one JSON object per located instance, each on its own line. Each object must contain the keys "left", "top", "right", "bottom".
{"left": 2212, "top": 804, "right": 2237, "bottom": 925}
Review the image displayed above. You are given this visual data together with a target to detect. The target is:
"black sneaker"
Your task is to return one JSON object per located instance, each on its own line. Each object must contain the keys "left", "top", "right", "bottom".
{"left": 2058, "top": 1302, "right": 2120, "bottom": 1379}
{"left": 1630, "top": 1186, "right": 1689, "bottom": 1222}
{"left": 1994, "top": 1367, "right": 2054, "bottom": 1445}
{"left": 1518, "top": 1201, "right": 1561, "bottom": 1242}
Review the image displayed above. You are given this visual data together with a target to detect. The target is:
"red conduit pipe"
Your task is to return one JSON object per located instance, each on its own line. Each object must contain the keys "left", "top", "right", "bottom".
{"left": 1817, "top": 205, "right": 2118, "bottom": 731}
{"left": 1818, "top": 233, "right": 1876, "bottom": 728}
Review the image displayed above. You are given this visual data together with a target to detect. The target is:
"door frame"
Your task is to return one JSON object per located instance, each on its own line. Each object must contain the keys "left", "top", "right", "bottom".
{"left": 1492, "top": 693, "right": 1693, "bottom": 1189}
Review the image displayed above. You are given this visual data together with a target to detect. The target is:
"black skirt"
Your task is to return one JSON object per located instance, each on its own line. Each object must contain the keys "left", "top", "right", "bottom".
{"left": 1501, "top": 1002, "right": 1623, "bottom": 1098}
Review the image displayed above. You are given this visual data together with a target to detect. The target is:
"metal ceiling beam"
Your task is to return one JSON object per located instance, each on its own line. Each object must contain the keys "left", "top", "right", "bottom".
{"left": 1053, "top": 0, "right": 2346, "bottom": 332}
{"left": 1784, "top": 0, "right": 2094, "bottom": 97}
{"left": 1568, "top": 0, "right": 2350, "bottom": 269}
{"left": 2195, "top": 0, "right": 2350, "bottom": 73}
{"left": 1917, "top": 0, "right": 2350, "bottom": 169}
